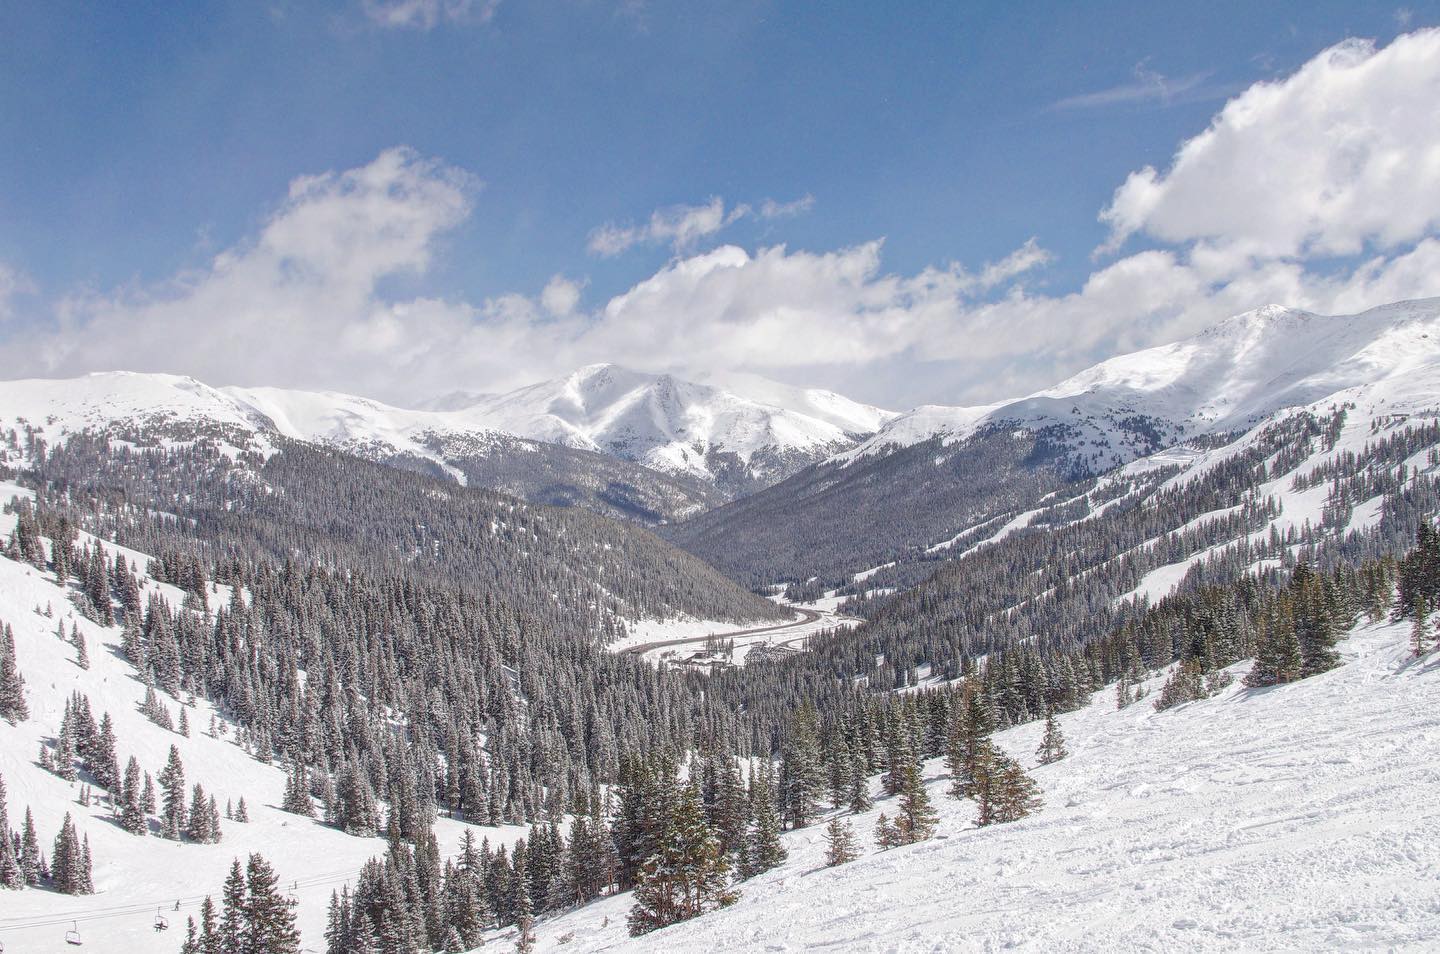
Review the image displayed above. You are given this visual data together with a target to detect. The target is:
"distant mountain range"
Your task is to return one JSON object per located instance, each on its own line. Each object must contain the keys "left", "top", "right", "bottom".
{"left": 3, "top": 298, "right": 1438, "bottom": 571}
{"left": 0, "top": 364, "right": 897, "bottom": 523}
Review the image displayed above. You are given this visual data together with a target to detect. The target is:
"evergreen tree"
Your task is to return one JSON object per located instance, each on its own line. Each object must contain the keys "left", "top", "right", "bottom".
{"left": 846, "top": 747, "right": 873, "bottom": 813}
{"left": 0, "top": 771, "right": 23, "bottom": 889}
{"left": 744, "top": 764, "right": 786, "bottom": 878}
{"left": 0, "top": 623, "right": 28, "bottom": 723}
{"left": 188, "top": 783, "right": 215, "bottom": 843}
{"left": 282, "top": 761, "right": 315, "bottom": 817}
{"left": 245, "top": 852, "right": 301, "bottom": 954}
{"left": 20, "top": 807, "right": 41, "bottom": 884}
{"left": 627, "top": 784, "right": 737, "bottom": 936}
{"left": 873, "top": 812, "right": 900, "bottom": 850}
{"left": 780, "top": 702, "right": 824, "bottom": 829}
{"left": 219, "top": 859, "right": 247, "bottom": 954}
{"left": 158, "top": 745, "right": 186, "bottom": 840}
{"left": 1412, "top": 594, "right": 1432, "bottom": 657}
{"left": 51, "top": 812, "right": 94, "bottom": 894}
{"left": 121, "top": 756, "right": 147, "bottom": 835}
{"left": 233, "top": 797, "right": 250, "bottom": 823}
{"left": 823, "top": 817, "right": 858, "bottom": 867}
{"left": 894, "top": 755, "right": 938, "bottom": 845}
{"left": 1035, "top": 709, "right": 1067, "bottom": 765}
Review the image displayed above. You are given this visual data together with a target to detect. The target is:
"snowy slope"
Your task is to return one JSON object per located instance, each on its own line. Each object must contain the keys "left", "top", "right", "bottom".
{"left": 0, "top": 485, "right": 532, "bottom": 953}
{"left": 449, "top": 364, "right": 895, "bottom": 488}
{"left": 842, "top": 298, "right": 1440, "bottom": 472}
{"left": 514, "top": 615, "right": 1440, "bottom": 953}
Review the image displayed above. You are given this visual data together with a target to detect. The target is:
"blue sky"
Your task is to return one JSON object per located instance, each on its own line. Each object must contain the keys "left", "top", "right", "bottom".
{"left": 3, "top": 2, "right": 1440, "bottom": 408}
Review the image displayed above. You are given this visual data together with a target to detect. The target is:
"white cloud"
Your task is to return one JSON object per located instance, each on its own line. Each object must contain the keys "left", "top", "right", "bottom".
{"left": 587, "top": 194, "right": 814, "bottom": 257}
{"left": 1100, "top": 30, "right": 1440, "bottom": 260}
{"left": 1054, "top": 61, "right": 1216, "bottom": 110}
{"left": 361, "top": 0, "right": 497, "bottom": 30}
{"left": 29, "top": 148, "right": 479, "bottom": 402}
{"left": 587, "top": 197, "right": 743, "bottom": 257}
{"left": 539, "top": 274, "right": 582, "bottom": 317}
{"left": 759, "top": 194, "right": 816, "bottom": 219}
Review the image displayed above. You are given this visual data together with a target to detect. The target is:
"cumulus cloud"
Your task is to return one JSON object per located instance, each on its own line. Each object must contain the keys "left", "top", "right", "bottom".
{"left": 27, "top": 147, "right": 480, "bottom": 401}
{"left": 1100, "top": 30, "right": 1440, "bottom": 260}
{"left": 361, "top": 0, "right": 498, "bottom": 30}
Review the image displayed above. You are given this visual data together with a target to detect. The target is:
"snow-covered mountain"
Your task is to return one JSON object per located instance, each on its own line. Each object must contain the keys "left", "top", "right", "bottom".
{"left": 668, "top": 298, "right": 1440, "bottom": 588}
{"left": 439, "top": 363, "right": 897, "bottom": 494}
{"left": 842, "top": 298, "right": 1440, "bottom": 473}
{"left": 0, "top": 365, "right": 895, "bottom": 515}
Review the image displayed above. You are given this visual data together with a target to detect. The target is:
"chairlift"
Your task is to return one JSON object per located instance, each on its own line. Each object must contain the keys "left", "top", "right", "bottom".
{"left": 65, "top": 920, "right": 82, "bottom": 945}
{"left": 154, "top": 907, "right": 170, "bottom": 932}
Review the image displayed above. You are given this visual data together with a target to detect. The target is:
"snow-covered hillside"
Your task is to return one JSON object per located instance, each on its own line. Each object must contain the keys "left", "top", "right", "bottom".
{"left": 843, "top": 298, "right": 1440, "bottom": 474}
{"left": 0, "top": 484, "right": 531, "bottom": 953}
{"left": 516, "top": 615, "right": 1440, "bottom": 952}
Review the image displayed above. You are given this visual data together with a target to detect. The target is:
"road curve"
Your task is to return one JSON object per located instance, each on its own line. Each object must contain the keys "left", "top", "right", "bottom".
{"left": 619, "top": 607, "right": 824, "bottom": 657}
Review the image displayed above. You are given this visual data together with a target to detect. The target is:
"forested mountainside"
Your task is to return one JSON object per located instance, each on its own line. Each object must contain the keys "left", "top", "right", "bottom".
{"left": 666, "top": 299, "right": 1440, "bottom": 589}
{"left": 10, "top": 431, "right": 784, "bottom": 636}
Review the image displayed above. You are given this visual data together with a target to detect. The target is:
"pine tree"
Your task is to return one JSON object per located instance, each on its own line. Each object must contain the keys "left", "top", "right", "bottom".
{"left": 92, "top": 713, "right": 120, "bottom": 793}
{"left": 188, "top": 783, "right": 215, "bottom": 843}
{"left": 20, "top": 807, "right": 41, "bottom": 884}
{"left": 0, "top": 771, "right": 23, "bottom": 889}
{"left": 233, "top": 796, "right": 249, "bottom": 823}
{"left": 823, "top": 818, "right": 857, "bottom": 867}
{"left": 74, "top": 627, "right": 89, "bottom": 669}
{"left": 51, "top": 812, "right": 93, "bottom": 894}
{"left": 0, "top": 623, "right": 28, "bottom": 723}
{"left": 197, "top": 895, "right": 219, "bottom": 954}
{"left": 744, "top": 764, "right": 786, "bottom": 878}
{"left": 54, "top": 703, "right": 78, "bottom": 781}
{"left": 158, "top": 746, "right": 187, "bottom": 840}
{"left": 894, "top": 756, "right": 938, "bottom": 845}
{"left": 1412, "top": 594, "right": 1432, "bottom": 657}
{"left": 219, "top": 859, "right": 247, "bottom": 954}
{"left": 121, "top": 756, "right": 147, "bottom": 835}
{"left": 282, "top": 761, "right": 315, "bottom": 817}
{"left": 873, "top": 812, "right": 900, "bottom": 849}
{"left": 846, "top": 747, "right": 873, "bottom": 813}
{"left": 993, "top": 758, "right": 1043, "bottom": 824}
{"left": 245, "top": 852, "right": 301, "bottom": 954}
{"left": 1035, "top": 709, "right": 1067, "bottom": 765}
{"left": 780, "top": 702, "right": 824, "bottom": 829}
{"left": 627, "top": 784, "right": 737, "bottom": 936}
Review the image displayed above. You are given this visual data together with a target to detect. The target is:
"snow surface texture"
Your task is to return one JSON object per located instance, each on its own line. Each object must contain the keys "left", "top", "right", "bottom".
{"left": 0, "top": 364, "right": 896, "bottom": 491}
{"left": 0, "top": 487, "right": 531, "bottom": 953}
{"left": 840, "top": 297, "right": 1440, "bottom": 471}
{"left": 513, "top": 617, "right": 1440, "bottom": 953}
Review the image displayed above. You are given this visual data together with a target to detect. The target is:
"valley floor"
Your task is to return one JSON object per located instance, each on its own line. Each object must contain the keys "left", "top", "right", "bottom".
{"left": 514, "top": 616, "right": 1440, "bottom": 953}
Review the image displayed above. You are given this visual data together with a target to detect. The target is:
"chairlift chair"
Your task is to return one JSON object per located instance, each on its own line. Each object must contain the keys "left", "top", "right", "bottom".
{"left": 65, "top": 920, "right": 82, "bottom": 945}
{"left": 154, "top": 907, "right": 170, "bottom": 932}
